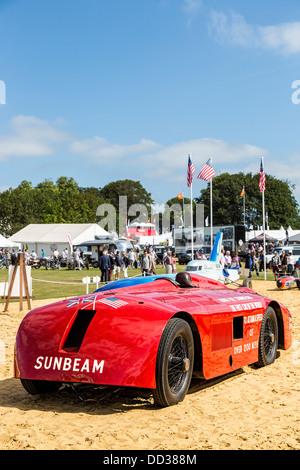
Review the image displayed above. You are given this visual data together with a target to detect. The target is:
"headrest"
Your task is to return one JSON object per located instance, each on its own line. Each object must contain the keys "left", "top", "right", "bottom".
{"left": 175, "top": 272, "right": 196, "bottom": 288}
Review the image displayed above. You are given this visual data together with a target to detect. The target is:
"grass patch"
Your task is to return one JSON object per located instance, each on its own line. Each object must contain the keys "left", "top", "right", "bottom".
{"left": 0, "top": 264, "right": 185, "bottom": 302}
{"left": 0, "top": 263, "right": 275, "bottom": 304}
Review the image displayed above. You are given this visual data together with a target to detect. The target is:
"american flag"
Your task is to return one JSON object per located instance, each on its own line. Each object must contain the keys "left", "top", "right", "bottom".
{"left": 197, "top": 158, "right": 215, "bottom": 181}
{"left": 259, "top": 158, "right": 265, "bottom": 193}
{"left": 98, "top": 296, "right": 128, "bottom": 309}
{"left": 187, "top": 155, "right": 195, "bottom": 187}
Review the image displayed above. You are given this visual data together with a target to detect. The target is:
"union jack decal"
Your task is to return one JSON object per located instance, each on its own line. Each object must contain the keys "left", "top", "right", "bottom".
{"left": 67, "top": 298, "right": 80, "bottom": 307}
{"left": 82, "top": 295, "right": 96, "bottom": 303}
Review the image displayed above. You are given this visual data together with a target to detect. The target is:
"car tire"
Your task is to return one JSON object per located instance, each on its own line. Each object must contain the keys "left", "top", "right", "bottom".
{"left": 20, "top": 378, "right": 61, "bottom": 395}
{"left": 256, "top": 307, "right": 278, "bottom": 367}
{"left": 153, "top": 318, "right": 194, "bottom": 407}
{"left": 242, "top": 278, "right": 253, "bottom": 289}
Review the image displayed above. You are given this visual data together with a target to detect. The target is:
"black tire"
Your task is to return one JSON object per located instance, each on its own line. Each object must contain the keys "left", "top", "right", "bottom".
{"left": 256, "top": 307, "right": 278, "bottom": 367}
{"left": 20, "top": 378, "right": 61, "bottom": 395}
{"left": 242, "top": 278, "right": 253, "bottom": 289}
{"left": 153, "top": 318, "right": 194, "bottom": 407}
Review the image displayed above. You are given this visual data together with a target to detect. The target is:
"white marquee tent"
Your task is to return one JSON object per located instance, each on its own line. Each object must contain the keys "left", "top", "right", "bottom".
{"left": 0, "top": 233, "right": 20, "bottom": 249}
{"left": 8, "top": 223, "right": 109, "bottom": 257}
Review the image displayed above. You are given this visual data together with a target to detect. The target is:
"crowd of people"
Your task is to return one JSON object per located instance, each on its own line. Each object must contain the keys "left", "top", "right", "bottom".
{"left": 98, "top": 247, "right": 178, "bottom": 282}
{"left": 2, "top": 241, "right": 300, "bottom": 283}
{"left": 217, "top": 242, "right": 300, "bottom": 281}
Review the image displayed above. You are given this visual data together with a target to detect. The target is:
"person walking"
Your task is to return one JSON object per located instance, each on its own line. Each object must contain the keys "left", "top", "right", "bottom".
{"left": 108, "top": 251, "right": 114, "bottom": 281}
{"left": 114, "top": 250, "right": 122, "bottom": 280}
{"left": 141, "top": 249, "right": 150, "bottom": 276}
{"left": 287, "top": 252, "right": 295, "bottom": 274}
{"left": 99, "top": 249, "right": 111, "bottom": 283}
{"left": 171, "top": 252, "right": 177, "bottom": 274}
{"left": 271, "top": 251, "right": 280, "bottom": 280}
{"left": 73, "top": 248, "right": 81, "bottom": 270}
{"left": 122, "top": 252, "right": 130, "bottom": 278}
{"left": 164, "top": 250, "right": 173, "bottom": 274}
{"left": 280, "top": 250, "right": 287, "bottom": 275}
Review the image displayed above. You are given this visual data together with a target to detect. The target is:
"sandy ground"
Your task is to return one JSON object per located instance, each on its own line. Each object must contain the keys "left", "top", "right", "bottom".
{"left": 0, "top": 280, "right": 299, "bottom": 451}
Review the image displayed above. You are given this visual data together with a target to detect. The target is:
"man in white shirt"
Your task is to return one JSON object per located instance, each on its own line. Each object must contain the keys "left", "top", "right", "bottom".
{"left": 287, "top": 252, "right": 295, "bottom": 274}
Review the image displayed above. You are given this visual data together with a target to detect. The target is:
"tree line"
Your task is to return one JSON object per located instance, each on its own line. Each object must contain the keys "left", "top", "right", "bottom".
{"left": 0, "top": 173, "right": 299, "bottom": 237}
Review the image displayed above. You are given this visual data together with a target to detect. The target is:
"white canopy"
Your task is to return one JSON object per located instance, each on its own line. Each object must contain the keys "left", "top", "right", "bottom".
{"left": 0, "top": 233, "right": 20, "bottom": 249}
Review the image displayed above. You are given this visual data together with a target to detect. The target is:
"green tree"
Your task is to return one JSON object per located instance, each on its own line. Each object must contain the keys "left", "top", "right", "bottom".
{"left": 99, "top": 180, "right": 153, "bottom": 210}
{"left": 195, "top": 172, "right": 300, "bottom": 229}
{"left": 99, "top": 179, "right": 153, "bottom": 226}
{"left": 0, "top": 177, "right": 154, "bottom": 237}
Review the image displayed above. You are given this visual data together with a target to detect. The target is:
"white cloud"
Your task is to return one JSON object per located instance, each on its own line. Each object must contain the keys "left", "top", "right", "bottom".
{"left": 209, "top": 10, "right": 300, "bottom": 55}
{"left": 0, "top": 115, "right": 70, "bottom": 161}
{"left": 69, "top": 136, "right": 161, "bottom": 161}
{"left": 141, "top": 138, "right": 268, "bottom": 181}
{"left": 183, "top": 0, "right": 202, "bottom": 15}
{"left": 69, "top": 134, "right": 268, "bottom": 182}
{"left": 259, "top": 22, "right": 300, "bottom": 55}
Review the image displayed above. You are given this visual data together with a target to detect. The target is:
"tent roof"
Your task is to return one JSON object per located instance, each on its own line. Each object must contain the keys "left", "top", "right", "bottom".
{"left": 288, "top": 232, "right": 300, "bottom": 242}
{"left": 0, "top": 233, "right": 20, "bottom": 248}
{"left": 9, "top": 224, "right": 108, "bottom": 244}
{"left": 248, "top": 233, "right": 278, "bottom": 243}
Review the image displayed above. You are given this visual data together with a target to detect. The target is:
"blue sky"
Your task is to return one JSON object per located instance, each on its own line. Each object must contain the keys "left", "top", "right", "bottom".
{"left": 1, "top": 0, "right": 300, "bottom": 207}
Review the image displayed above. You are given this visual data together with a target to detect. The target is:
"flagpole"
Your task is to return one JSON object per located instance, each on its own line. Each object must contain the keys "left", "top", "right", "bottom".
{"left": 191, "top": 179, "right": 194, "bottom": 261}
{"left": 243, "top": 191, "right": 246, "bottom": 226}
{"left": 196, "top": 157, "right": 215, "bottom": 253}
{"left": 261, "top": 158, "right": 266, "bottom": 280}
{"left": 210, "top": 177, "right": 213, "bottom": 252}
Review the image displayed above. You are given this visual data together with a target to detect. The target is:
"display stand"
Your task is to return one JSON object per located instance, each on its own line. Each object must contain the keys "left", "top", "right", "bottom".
{"left": 3, "top": 253, "right": 32, "bottom": 312}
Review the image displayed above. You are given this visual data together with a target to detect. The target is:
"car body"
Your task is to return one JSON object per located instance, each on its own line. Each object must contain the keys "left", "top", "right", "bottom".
{"left": 185, "top": 260, "right": 240, "bottom": 282}
{"left": 184, "top": 232, "right": 240, "bottom": 283}
{"left": 95, "top": 274, "right": 176, "bottom": 292}
{"left": 276, "top": 274, "right": 300, "bottom": 289}
{"left": 15, "top": 271, "right": 292, "bottom": 407}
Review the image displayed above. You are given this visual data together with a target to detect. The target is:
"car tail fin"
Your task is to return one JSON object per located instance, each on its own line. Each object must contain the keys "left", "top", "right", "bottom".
{"left": 210, "top": 232, "right": 223, "bottom": 262}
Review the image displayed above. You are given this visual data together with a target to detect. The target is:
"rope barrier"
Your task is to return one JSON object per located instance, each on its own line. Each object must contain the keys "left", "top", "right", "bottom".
{"left": 31, "top": 278, "right": 82, "bottom": 285}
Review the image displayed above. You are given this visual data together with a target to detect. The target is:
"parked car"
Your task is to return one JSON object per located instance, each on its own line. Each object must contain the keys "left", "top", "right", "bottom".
{"left": 178, "top": 248, "right": 210, "bottom": 265}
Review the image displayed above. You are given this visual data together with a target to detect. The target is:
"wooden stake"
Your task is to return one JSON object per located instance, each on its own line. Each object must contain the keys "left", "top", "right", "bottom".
{"left": 3, "top": 253, "right": 31, "bottom": 312}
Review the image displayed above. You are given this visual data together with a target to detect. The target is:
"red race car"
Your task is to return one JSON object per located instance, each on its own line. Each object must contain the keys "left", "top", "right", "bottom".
{"left": 15, "top": 272, "right": 292, "bottom": 407}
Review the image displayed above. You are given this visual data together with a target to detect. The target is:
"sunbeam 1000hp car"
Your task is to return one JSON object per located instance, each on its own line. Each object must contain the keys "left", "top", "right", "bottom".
{"left": 14, "top": 272, "right": 292, "bottom": 407}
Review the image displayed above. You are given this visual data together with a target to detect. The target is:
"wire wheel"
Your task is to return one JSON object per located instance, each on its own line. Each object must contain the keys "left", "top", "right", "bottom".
{"left": 168, "top": 336, "right": 190, "bottom": 394}
{"left": 153, "top": 318, "right": 194, "bottom": 407}
{"left": 257, "top": 307, "right": 278, "bottom": 367}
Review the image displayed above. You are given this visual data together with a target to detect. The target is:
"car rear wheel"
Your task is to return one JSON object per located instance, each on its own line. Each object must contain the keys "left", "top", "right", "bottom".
{"left": 20, "top": 378, "right": 61, "bottom": 395}
{"left": 153, "top": 318, "right": 194, "bottom": 407}
{"left": 256, "top": 307, "right": 278, "bottom": 367}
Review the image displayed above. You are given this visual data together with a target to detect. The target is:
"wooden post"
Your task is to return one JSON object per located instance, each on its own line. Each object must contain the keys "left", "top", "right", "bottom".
{"left": 3, "top": 253, "right": 31, "bottom": 312}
